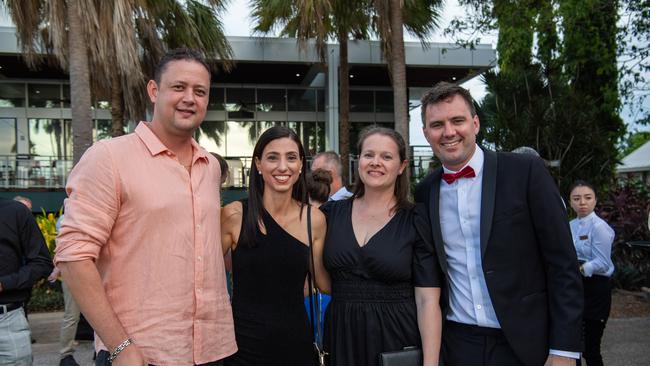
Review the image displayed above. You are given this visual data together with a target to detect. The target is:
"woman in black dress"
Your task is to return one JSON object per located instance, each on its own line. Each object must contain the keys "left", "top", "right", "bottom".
{"left": 313, "top": 126, "right": 442, "bottom": 366}
{"left": 221, "top": 126, "right": 327, "bottom": 366}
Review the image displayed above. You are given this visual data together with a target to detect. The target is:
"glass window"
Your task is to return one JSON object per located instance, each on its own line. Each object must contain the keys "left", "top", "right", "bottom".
{"left": 375, "top": 91, "right": 394, "bottom": 113}
{"left": 29, "top": 119, "right": 72, "bottom": 159}
{"left": 288, "top": 89, "right": 316, "bottom": 112}
{"left": 197, "top": 121, "right": 227, "bottom": 155}
{"left": 257, "top": 121, "right": 284, "bottom": 137}
{"left": 209, "top": 87, "right": 225, "bottom": 110}
{"left": 349, "top": 90, "right": 373, "bottom": 112}
{"left": 0, "top": 119, "right": 16, "bottom": 154}
{"left": 0, "top": 83, "right": 25, "bottom": 107}
{"left": 257, "top": 89, "right": 286, "bottom": 112}
{"left": 287, "top": 121, "right": 325, "bottom": 156}
{"left": 226, "top": 88, "right": 255, "bottom": 119}
{"left": 225, "top": 121, "right": 256, "bottom": 156}
{"left": 317, "top": 89, "right": 325, "bottom": 112}
{"left": 28, "top": 84, "right": 61, "bottom": 108}
{"left": 94, "top": 120, "right": 114, "bottom": 141}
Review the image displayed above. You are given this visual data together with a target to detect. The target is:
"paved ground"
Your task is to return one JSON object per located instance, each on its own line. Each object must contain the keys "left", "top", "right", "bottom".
{"left": 29, "top": 312, "right": 650, "bottom": 366}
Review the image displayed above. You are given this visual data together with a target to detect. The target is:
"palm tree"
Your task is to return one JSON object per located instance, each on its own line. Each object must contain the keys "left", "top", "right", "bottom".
{"left": 251, "top": 0, "right": 370, "bottom": 183}
{"left": 4, "top": 0, "right": 93, "bottom": 164}
{"left": 3, "top": 0, "right": 233, "bottom": 164}
{"left": 371, "top": 0, "right": 443, "bottom": 152}
{"left": 252, "top": 0, "right": 442, "bottom": 179}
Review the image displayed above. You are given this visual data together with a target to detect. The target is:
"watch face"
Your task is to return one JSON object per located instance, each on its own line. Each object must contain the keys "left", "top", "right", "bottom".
{"left": 579, "top": 235, "right": 588, "bottom": 240}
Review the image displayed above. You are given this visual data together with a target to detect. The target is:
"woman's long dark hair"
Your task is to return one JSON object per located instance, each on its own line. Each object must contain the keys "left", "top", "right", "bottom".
{"left": 352, "top": 126, "right": 413, "bottom": 214}
{"left": 241, "top": 126, "right": 308, "bottom": 246}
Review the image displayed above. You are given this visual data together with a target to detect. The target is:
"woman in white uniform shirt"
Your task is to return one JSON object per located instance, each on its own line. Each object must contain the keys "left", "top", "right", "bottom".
{"left": 568, "top": 180, "right": 615, "bottom": 366}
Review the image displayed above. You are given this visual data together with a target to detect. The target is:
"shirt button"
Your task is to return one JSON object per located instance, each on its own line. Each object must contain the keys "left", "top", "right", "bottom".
{"left": 476, "top": 304, "right": 482, "bottom": 310}
{"left": 471, "top": 276, "right": 477, "bottom": 280}
{"left": 197, "top": 288, "right": 202, "bottom": 293}
{"left": 197, "top": 256, "right": 202, "bottom": 261}
{"left": 196, "top": 224, "right": 201, "bottom": 229}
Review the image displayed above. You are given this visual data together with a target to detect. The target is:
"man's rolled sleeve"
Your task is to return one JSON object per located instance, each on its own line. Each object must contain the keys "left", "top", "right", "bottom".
{"left": 55, "top": 142, "right": 120, "bottom": 264}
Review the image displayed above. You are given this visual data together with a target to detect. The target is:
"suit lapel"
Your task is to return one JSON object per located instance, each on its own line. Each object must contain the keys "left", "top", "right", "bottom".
{"left": 428, "top": 169, "right": 448, "bottom": 275}
{"left": 480, "top": 149, "right": 497, "bottom": 259}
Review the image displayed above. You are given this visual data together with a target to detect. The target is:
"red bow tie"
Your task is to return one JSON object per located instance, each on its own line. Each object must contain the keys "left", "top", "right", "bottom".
{"left": 442, "top": 166, "right": 476, "bottom": 184}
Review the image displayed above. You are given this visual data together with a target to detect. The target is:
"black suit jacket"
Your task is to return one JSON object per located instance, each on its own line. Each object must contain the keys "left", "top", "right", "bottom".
{"left": 414, "top": 149, "right": 583, "bottom": 366}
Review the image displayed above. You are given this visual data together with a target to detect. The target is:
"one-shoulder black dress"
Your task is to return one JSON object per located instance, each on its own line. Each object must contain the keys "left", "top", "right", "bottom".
{"left": 224, "top": 200, "right": 313, "bottom": 366}
{"left": 320, "top": 199, "right": 440, "bottom": 366}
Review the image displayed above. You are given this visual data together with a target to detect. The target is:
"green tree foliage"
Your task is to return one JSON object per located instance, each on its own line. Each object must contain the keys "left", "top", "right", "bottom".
{"left": 448, "top": 0, "right": 625, "bottom": 194}
{"left": 618, "top": 0, "right": 649, "bottom": 126}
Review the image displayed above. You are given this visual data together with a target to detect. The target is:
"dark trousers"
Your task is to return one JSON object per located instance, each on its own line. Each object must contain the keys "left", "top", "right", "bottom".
{"left": 577, "top": 318, "right": 607, "bottom": 366}
{"left": 442, "top": 321, "right": 524, "bottom": 366}
{"left": 576, "top": 275, "right": 611, "bottom": 366}
{"left": 96, "top": 350, "right": 224, "bottom": 366}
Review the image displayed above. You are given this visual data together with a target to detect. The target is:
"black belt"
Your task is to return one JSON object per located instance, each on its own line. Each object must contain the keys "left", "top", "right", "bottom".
{"left": 0, "top": 302, "right": 22, "bottom": 315}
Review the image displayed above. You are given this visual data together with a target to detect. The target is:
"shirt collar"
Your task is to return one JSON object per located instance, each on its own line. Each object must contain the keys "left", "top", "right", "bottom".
{"left": 135, "top": 122, "right": 209, "bottom": 163}
{"left": 442, "top": 144, "right": 484, "bottom": 176}
{"left": 577, "top": 211, "right": 597, "bottom": 223}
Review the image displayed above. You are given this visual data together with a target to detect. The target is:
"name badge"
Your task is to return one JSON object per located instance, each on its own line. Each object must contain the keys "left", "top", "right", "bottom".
{"left": 579, "top": 235, "right": 588, "bottom": 240}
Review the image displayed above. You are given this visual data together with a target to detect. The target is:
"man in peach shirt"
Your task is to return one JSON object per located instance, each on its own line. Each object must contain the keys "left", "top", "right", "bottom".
{"left": 55, "top": 48, "right": 236, "bottom": 366}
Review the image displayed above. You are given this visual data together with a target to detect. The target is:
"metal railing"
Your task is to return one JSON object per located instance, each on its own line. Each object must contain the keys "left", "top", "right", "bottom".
{"left": 0, "top": 155, "right": 72, "bottom": 189}
{"left": 1, "top": 148, "right": 436, "bottom": 190}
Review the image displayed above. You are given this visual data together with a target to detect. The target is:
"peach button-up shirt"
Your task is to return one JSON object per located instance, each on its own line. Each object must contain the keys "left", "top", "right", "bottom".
{"left": 55, "top": 122, "right": 236, "bottom": 365}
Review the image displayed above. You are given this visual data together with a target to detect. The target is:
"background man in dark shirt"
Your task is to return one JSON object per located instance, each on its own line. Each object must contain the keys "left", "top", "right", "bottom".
{"left": 0, "top": 197, "right": 53, "bottom": 365}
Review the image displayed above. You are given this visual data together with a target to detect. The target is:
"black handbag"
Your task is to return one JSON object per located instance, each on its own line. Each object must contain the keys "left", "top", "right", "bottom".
{"left": 306, "top": 205, "right": 328, "bottom": 366}
{"left": 378, "top": 346, "right": 422, "bottom": 366}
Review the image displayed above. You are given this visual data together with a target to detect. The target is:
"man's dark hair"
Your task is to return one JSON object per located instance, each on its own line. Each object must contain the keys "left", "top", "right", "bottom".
{"left": 154, "top": 47, "right": 211, "bottom": 84}
{"left": 420, "top": 82, "right": 476, "bottom": 126}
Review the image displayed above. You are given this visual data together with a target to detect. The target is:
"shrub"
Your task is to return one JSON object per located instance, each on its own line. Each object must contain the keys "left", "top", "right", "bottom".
{"left": 27, "top": 279, "right": 63, "bottom": 312}
{"left": 598, "top": 178, "right": 650, "bottom": 290}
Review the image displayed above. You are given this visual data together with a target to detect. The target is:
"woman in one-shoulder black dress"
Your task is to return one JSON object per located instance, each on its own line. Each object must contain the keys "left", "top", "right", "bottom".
{"left": 221, "top": 127, "right": 327, "bottom": 366}
{"left": 313, "top": 127, "right": 442, "bottom": 366}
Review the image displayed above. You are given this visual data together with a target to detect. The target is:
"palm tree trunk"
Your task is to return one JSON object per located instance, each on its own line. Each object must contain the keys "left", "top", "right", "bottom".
{"left": 389, "top": 0, "right": 409, "bottom": 150}
{"left": 338, "top": 30, "right": 350, "bottom": 186}
{"left": 111, "top": 72, "right": 125, "bottom": 137}
{"left": 68, "top": 0, "right": 93, "bottom": 165}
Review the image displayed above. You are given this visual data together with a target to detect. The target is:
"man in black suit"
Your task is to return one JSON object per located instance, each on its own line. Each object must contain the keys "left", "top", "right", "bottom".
{"left": 414, "top": 82, "right": 583, "bottom": 366}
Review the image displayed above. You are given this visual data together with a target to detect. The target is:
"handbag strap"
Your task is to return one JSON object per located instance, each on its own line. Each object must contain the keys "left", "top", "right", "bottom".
{"left": 306, "top": 205, "right": 324, "bottom": 348}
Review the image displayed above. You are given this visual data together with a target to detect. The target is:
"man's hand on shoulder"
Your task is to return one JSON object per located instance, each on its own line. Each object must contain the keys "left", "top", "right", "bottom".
{"left": 544, "top": 354, "right": 576, "bottom": 366}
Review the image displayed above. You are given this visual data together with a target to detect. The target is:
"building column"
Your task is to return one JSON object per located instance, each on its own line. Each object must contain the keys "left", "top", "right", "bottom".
{"left": 326, "top": 46, "right": 339, "bottom": 152}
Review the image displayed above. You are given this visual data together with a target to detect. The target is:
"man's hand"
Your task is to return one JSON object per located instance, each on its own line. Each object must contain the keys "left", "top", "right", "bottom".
{"left": 112, "top": 344, "right": 146, "bottom": 366}
{"left": 544, "top": 354, "right": 577, "bottom": 366}
{"left": 48, "top": 267, "right": 61, "bottom": 283}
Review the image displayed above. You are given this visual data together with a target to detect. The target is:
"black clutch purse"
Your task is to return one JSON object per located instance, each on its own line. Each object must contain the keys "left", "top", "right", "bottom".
{"left": 378, "top": 346, "right": 422, "bottom": 366}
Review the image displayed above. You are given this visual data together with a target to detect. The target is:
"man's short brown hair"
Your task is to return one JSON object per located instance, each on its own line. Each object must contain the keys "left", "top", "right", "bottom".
{"left": 420, "top": 82, "right": 477, "bottom": 126}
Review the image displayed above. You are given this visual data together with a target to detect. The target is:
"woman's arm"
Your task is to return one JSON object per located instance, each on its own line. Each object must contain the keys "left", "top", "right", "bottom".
{"left": 415, "top": 287, "right": 441, "bottom": 366}
{"left": 220, "top": 201, "right": 242, "bottom": 255}
{"left": 310, "top": 207, "right": 331, "bottom": 294}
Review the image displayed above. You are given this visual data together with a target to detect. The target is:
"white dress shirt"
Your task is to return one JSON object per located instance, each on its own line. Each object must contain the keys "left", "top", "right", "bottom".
{"left": 330, "top": 186, "right": 353, "bottom": 201}
{"left": 570, "top": 212, "right": 615, "bottom": 277}
{"left": 439, "top": 147, "right": 500, "bottom": 328}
